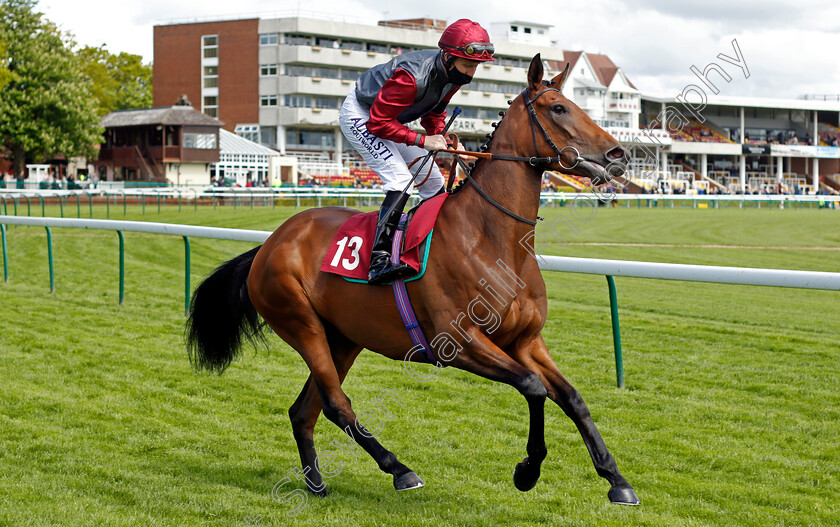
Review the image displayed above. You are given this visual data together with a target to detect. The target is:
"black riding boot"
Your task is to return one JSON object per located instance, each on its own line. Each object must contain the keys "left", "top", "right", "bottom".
{"left": 368, "top": 191, "right": 414, "bottom": 285}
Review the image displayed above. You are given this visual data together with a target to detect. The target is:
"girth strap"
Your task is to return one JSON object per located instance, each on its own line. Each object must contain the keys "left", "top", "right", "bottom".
{"left": 390, "top": 215, "right": 441, "bottom": 366}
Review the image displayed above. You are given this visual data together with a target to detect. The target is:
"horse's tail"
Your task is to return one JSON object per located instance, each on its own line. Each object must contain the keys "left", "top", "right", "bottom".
{"left": 186, "top": 246, "right": 266, "bottom": 374}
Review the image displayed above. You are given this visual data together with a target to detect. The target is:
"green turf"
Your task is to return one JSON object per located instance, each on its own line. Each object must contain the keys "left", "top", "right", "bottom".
{"left": 0, "top": 204, "right": 838, "bottom": 526}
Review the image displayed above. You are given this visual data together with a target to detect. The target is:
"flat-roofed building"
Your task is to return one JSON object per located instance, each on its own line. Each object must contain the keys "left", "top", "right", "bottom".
{"left": 153, "top": 15, "right": 646, "bottom": 175}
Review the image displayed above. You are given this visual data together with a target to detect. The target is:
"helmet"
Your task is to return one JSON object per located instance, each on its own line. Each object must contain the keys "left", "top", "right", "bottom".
{"left": 438, "top": 19, "right": 495, "bottom": 62}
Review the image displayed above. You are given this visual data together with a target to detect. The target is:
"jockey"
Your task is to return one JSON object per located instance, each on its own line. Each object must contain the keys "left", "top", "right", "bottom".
{"left": 338, "top": 19, "right": 495, "bottom": 285}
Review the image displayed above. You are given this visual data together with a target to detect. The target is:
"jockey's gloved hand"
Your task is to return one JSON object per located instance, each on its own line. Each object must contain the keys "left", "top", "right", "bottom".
{"left": 423, "top": 135, "right": 448, "bottom": 151}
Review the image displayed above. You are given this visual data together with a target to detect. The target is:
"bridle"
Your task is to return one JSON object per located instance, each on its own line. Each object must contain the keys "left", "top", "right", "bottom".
{"left": 523, "top": 87, "right": 583, "bottom": 170}
{"left": 455, "top": 86, "right": 585, "bottom": 226}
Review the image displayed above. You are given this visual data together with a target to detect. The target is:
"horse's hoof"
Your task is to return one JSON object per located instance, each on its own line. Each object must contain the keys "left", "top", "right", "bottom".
{"left": 394, "top": 471, "right": 425, "bottom": 491}
{"left": 608, "top": 486, "right": 640, "bottom": 505}
{"left": 307, "top": 485, "right": 329, "bottom": 498}
{"left": 513, "top": 461, "right": 540, "bottom": 492}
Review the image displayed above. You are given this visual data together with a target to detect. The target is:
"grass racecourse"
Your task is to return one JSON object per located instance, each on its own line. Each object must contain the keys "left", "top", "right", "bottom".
{"left": 1, "top": 201, "right": 839, "bottom": 526}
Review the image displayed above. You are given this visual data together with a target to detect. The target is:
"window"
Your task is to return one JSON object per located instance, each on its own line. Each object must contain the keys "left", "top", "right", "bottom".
{"left": 284, "top": 95, "right": 311, "bottom": 107}
{"left": 260, "top": 64, "right": 278, "bottom": 76}
{"left": 459, "top": 107, "right": 499, "bottom": 120}
{"left": 496, "top": 56, "right": 527, "bottom": 68}
{"left": 316, "top": 37, "right": 338, "bottom": 48}
{"left": 201, "top": 59, "right": 219, "bottom": 117}
{"left": 313, "top": 67, "right": 339, "bottom": 79}
{"left": 286, "top": 65, "right": 310, "bottom": 77}
{"left": 281, "top": 95, "right": 340, "bottom": 109}
{"left": 284, "top": 65, "right": 343, "bottom": 79}
{"left": 202, "top": 34, "right": 218, "bottom": 58}
{"left": 511, "top": 25, "right": 518, "bottom": 32}
{"left": 260, "top": 126, "right": 276, "bottom": 147}
{"left": 340, "top": 69, "right": 361, "bottom": 81}
{"left": 286, "top": 130, "right": 335, "bottom": 148}
{"left": 341, "top": 40, "right": 365, "bottom": 51}
{"left": 235, "top": 124, "right": 260, "bottom": 143}
{"left": 260, "top": 95, "right": 278, "bottom": 107}
{"left": 314, "top": 97, "right": 338, "bottom": 109}
{"left": 367, "top": 42, "right": 388, "bottom": 54}
{"left": 524, "top": 27, "right": 532, "bottom": 34}
{"left": 474, "top": 81, "right": 518, "bottom": 94}
{"left": 284, "top": 34, "right": 312, "bottom": 46}
{"left": 260, "top": 33, "right": 278, "bottom": 45}
{"left": 183, "top": 133, "right": 217, "bottom": 149}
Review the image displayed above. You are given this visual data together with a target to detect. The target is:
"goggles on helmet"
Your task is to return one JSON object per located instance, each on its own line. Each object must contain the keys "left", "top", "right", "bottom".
{"left": 441, "top": 42, "right": 495, "bottom": 60}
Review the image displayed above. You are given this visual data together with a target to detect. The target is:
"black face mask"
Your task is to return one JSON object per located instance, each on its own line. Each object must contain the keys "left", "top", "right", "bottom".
{"left": 444, "top": 57, "right": 473, "bottom": 85}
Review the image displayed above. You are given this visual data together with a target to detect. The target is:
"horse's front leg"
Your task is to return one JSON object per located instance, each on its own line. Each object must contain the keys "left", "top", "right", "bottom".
{"left": 521, "top": 336, "right": 640, "bottom": 505}
{"left": 449, "top": 332, "right": 548, "bottom": 492}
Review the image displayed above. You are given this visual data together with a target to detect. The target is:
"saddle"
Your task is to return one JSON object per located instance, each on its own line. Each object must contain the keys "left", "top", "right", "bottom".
{"left": 320, "top": 193, "right": 448, "bottom": 283}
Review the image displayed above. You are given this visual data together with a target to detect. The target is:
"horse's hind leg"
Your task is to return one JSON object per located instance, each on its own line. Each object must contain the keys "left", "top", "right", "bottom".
{"left": 267, "top": 309, "right": 422, "bottom": 492}
{"left": 288, "top": 336, "right": 362, "bottom": 496}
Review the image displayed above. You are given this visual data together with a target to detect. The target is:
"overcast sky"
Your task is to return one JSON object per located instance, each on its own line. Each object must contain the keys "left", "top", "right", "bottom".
{"left": 38, "top": 0, "right": 840, "bottom": 100}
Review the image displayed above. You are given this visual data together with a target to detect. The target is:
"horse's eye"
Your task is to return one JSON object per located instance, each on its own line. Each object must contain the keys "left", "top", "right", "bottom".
{"left": 552, "top": 105, "right": 566, "bottom": 115}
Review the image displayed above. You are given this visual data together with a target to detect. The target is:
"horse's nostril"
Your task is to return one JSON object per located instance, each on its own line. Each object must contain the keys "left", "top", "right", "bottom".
{"left": 606, "top": 147, "right": 626, "bottom": 160}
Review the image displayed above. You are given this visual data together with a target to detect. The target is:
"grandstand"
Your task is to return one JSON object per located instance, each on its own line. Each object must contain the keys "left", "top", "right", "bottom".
{"left": 147, "top": 13, "right": 840, "bottom": 195}
{"left": 629, "top": 94, "right": 840, "bottom": 195}
{"left": 272, "top": 90, "right": 840, "bottom": 196}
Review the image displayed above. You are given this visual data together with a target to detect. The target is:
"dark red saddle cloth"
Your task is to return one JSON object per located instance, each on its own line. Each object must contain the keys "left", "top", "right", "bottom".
{"left": 320, "top": 193, "right": 448, "bottom": 282}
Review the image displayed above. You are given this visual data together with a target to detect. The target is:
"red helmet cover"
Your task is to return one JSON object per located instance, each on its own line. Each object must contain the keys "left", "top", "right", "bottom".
{"left": 438, "top": 19, "right": 495, "bottom": 62}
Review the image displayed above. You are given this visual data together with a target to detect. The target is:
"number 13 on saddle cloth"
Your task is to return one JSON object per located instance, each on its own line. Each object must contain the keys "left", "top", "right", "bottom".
{"left": 320, "top": 193, "right": 448, "bottom": 283}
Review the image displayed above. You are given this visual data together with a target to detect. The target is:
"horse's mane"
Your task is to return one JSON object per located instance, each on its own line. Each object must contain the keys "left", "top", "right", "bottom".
{"left": 451, "top": 79, "right": 557, "bottom": 195}
{"left": 450, "top": 103, "right": 508, "bottom": 194}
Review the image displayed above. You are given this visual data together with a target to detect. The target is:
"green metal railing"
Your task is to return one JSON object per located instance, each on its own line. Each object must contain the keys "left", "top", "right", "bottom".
{"left": 27, "top": 224, "right": 192, "bottom": 313}
{"left": 0, "top": 216, "right": 266, "bottom": 316}
{"left": 46, "top": 226, "right": 54, "bottom": 294}
{"left": 606, "top": 276, "right": 624, "bottom": 388}
{"left": 183, "top": 235, "right": 191, "bottom": 316}
{"left": 1, "top": 224, "right": 7, "bottom": 283}
{"left": 2, "top": 216, "right": 839, "bottom": 389}
{"left": 117, "top": 231, "right": 125, "bottom": 305}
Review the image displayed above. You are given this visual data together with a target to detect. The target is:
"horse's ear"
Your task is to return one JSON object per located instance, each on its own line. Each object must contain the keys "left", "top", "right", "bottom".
{"left": 551, "top": 62, "right": 571, "bottom": 90}
{"left": 527, "top": 53, "right": 544, "bottom": 90}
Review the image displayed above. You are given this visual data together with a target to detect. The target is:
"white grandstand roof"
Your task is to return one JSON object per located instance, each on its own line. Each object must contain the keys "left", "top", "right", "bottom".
{"left": 219, "top": 129, "right": 280, "bottom": 156}
{"left": 642, "top": 93, "right": 840, "bottom": 112}
{"left": 500, "top": 20, "right": 553, "bottom": 29}
{"left": 575, "top": 77, "right": 606, "bottom": 90}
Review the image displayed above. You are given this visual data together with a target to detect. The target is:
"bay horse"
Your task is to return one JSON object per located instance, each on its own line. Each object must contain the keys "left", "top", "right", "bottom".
{"left": 186, "top": 54, "right": 639, "bottom": 506}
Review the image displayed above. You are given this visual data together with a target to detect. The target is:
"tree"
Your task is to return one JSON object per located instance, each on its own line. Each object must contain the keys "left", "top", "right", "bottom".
{"left": 0, "top": 40, "right": 15, "bottom": 90}
{"left": 0, "top": 0, "right": 102, "bottom": 178}
{"left": 77, "top": 45, "right": 152, "bottom": 116}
